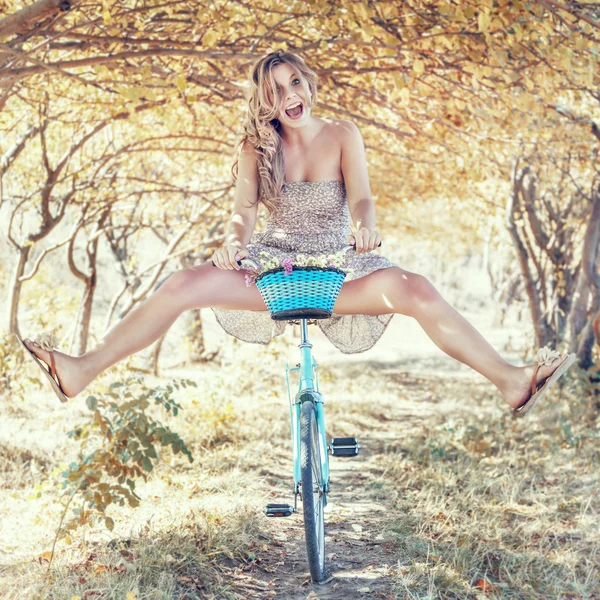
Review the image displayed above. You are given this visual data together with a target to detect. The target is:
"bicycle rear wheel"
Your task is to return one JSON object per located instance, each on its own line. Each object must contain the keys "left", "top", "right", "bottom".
{"left": 300, "top": 400, "right": 326, "bottom": 582}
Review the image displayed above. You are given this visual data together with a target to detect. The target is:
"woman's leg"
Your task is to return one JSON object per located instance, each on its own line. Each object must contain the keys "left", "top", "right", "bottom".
{"left": 334, "top": 267, "right": 567, "bottom": 408}
{"left": 23, "top": 264, "right": 265, "bottom": 398}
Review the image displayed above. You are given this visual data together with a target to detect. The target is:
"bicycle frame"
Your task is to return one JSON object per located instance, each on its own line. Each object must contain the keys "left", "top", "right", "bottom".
{"left": 285, "top": 319, "right": 330, "bottom": 508}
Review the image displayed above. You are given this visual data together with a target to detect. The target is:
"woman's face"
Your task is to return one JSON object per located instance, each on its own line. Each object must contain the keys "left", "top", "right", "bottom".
{"left": 270, "top": 62, "right": 312, "bottom": 128}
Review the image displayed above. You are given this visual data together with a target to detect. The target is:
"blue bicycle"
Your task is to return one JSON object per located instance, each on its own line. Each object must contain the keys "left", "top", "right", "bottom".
{"left": 236, "top": 247, "right": 361, "bottom": 582}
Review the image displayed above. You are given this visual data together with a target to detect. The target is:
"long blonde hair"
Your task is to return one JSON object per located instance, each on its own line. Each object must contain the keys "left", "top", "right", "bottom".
{"left": 231, "top": 50, "right": 318, "bottom": 212}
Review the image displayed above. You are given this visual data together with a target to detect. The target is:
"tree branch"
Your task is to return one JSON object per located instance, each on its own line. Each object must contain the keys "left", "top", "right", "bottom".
{"left": 0, "top": 0, "right": 82, "bottom": 40}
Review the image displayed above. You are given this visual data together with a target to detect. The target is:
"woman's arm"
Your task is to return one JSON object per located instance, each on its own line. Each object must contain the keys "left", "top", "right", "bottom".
{"left": 213, "top": 141, "right": 259, "bottom": 270}
{"left": 339, "top": 120, "right": 382, "bottom": 253}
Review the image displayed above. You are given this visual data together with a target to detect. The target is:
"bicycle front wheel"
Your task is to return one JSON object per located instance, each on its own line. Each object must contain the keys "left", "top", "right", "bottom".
{"left": 300, "top": 400, "right": 326, "bottom": 582}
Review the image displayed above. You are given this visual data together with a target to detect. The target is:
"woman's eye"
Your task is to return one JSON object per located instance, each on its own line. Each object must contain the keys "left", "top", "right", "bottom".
{"left": 293, "top": 79, "right": 300, "bottom": 85}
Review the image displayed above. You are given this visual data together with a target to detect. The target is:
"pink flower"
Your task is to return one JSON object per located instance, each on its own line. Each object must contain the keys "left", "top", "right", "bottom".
{"left": 281, "top": 258, "right": 293, "bottom": 275}
{"left": 244, "top": 267, "right": 262, "bottom": 287}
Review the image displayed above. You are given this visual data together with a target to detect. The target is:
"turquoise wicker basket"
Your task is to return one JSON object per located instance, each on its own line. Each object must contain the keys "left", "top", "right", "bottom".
{"left": 255, "top": 266, "right": 346, "bottom": 321}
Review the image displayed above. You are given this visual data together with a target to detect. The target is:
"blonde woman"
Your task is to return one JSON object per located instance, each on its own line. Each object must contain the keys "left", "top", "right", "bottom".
{"left": 19, "top": 50, "right": 574, "bottom": 415}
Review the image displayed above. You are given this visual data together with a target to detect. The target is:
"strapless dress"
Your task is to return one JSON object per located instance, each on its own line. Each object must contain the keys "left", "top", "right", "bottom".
{"left": 211, "top": 180, "right": 397, "bottom": 353}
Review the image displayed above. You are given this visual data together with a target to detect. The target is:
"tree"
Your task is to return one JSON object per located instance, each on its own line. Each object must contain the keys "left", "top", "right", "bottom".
{"left": 1, "top": 0, "right": 598, "bottom": 362}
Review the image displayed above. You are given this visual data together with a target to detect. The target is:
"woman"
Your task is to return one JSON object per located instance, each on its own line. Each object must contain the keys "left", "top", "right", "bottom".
{"left": 18, "top": 50, "right": 574, "bottom": 415}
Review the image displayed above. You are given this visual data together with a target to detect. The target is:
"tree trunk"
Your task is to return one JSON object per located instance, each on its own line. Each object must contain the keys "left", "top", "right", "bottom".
{"left": 149, "top": 333, "right": 167, "bottom": 376}
{"left": 6, "top": 246, "right": 32, "bottom": 337}
{"left": 567, "top": 268, "right": 591, "bottom": 353}
{"left": 571, "top": 190, "right": 600, "bottom": 368}
{"left": 68, "top": 211, "right": 107, "bottom": 355}
{"left": 506, "top": 161, "right": 549, "bottom": 348}
{"left": 185, "top": 309, "right": 207, "bottom": 363}
{"left": 72, "top": 274, "right": 96, "bottom": 355}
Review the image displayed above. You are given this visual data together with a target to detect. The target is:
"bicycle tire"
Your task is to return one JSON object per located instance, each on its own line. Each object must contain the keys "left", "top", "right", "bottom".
{"left": 300, "top": 400, "right": 326, "bottom": 582}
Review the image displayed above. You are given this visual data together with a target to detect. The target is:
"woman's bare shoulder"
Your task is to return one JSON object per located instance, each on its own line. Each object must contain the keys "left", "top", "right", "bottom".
{"left": 318, "top": 117, "right": 358, "bottom": 142}
{"left": 240, "top": 139, "right": 259, "bottom": 156}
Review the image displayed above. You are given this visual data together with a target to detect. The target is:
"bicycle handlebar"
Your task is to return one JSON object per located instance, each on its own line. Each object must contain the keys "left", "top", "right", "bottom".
{"left": 211, "top": 241, "right": 382, "bottom": 271}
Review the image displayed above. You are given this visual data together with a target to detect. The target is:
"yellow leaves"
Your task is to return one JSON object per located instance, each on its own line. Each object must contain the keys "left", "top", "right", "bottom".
{"left": 478, "top": 10, "right": 491, "bottom": 33}
{"left": 413, "top": 59, "right": 425, "bottom": 76}
{"left": 511, "top": 22, "right": 524, "bottom": 43}
{"left": 392, "top": 72, "right": 406, "bottom": 89}
{"left": 37, "top": 551, "right": 52, "bottom": 563}
{"left": 503, "top": 70, "right": 520, "bottom": 84}
{"left": 438, "top": 35, "right": 455, "bottom": 51}
{"left": 491, "top": 49, "right": 508, "bottom": 66}
{"left": 453, "top": 8, "right": 468, "bottom": 24}
{"left": 174, "top": 74, "right": 187, "bottom": 93}
{"left": 349, "top": 2, "right": 369, "bottom": 21}
{"left": 362, "top": 23, "right": 375, "bottom": 41}
{"left": 399, "top": 87, "right": 410, "bottom": 105}
{"left": 102, "top": 1, "right": 112, "bottom": 25}
{"left": 118, "top": 86, "right": 145, "bottom": 102}
{"left": 522, "top": 77, "right": 535, "bottom": 92}
{"left": 462, "top": 62, "right": 479, "bottom": 75}
{"left": 574, "top": 35, "right": 588, "bottom": 52}
{"left": 141, "top": 64, "right": 152, "bottom": 80}
{"left": 556, "top": 47, "right": 573, "bottom": 71}
{"left": 202, "top": 30, "right": 218, "bottom": 47}
{"left": 585, "top": 61, "right": 595, "bottom": 88}
{"left": 540, "top": 19, "right": 555, "bottom": 37}
{"left": 126, "top": 593, "right": 137, "bottom": 600}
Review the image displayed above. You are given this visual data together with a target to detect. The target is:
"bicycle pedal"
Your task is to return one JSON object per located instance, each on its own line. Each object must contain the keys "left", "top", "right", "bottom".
{"left": 329, "top": 437, "right": 360, "bottom": 457}
{"left": 264, "top": 504, "right": 295, "bottom": 517}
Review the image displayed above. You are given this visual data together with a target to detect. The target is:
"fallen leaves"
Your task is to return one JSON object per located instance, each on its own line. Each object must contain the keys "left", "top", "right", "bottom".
{"left": 36, "top": 551, "right": 52, "bottom": 563}
{"left": 474, "top": 578, "right": 497, "bottom": 593}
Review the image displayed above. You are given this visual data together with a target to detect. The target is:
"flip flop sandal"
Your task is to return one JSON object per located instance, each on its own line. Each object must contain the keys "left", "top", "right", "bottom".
{"left": 15, "top": 332, "right": 69, "bottom": 404}
{"left": 513, "top": 348, "right": 577, "bottom": 417}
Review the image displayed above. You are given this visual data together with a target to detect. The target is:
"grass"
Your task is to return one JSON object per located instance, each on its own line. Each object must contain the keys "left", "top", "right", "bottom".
{"left": 380, "top": 373, "right": 600, "bottom": 600}
{"left": 1, "top": 323, "right": 599, "bottom": 599}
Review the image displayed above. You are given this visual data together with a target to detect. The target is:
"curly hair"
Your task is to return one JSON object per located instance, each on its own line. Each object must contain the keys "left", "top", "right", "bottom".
{"left": 231, "top": 50, "right": 318, "bottom": 213}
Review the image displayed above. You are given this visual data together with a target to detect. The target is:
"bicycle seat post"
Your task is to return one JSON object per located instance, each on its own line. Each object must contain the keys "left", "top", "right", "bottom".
{"left": 297, "top": 319, "right": 315, "bottom": 393}
{"left": 299, "top": 319, "right": 311, "bottom": 349}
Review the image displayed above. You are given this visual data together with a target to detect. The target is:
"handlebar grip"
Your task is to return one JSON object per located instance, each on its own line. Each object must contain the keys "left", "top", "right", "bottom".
{"left": 210, "top": 259, "right": 243, "bottom": 267}
{"left": 348, "top": 241, "right": 382, "bottom": 248}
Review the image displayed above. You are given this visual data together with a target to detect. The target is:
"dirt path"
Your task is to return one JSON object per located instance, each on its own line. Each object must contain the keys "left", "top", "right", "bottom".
{"left": 215, "top": 359, "right": 468, "bottom": 600}
{"left": 223, "top": 432, "right": 401, "bottom": 599}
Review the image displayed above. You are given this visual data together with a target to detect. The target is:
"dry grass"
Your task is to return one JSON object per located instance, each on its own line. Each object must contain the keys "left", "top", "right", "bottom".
{"left": 380, "top": 375, "right": 600, "bottom": 600}
{"left": 1, "top": 320, "right": 599, "bottom": 599}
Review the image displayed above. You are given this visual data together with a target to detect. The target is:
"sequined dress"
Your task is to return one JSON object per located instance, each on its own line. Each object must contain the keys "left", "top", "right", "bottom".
{"left": 211, "top": 180, "right": 397, "bottom": 353}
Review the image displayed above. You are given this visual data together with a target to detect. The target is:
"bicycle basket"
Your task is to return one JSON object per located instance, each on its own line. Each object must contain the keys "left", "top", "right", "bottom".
{"left": 255, "top": 266, "right": 346, "bottom": 320}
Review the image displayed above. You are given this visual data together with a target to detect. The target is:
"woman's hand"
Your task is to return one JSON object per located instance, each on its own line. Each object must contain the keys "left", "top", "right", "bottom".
{"left": 211, "top": 246, "right": 249, "bottom": 270}
{"left": 348, "top": 227, "right": 382, "bottom": 254}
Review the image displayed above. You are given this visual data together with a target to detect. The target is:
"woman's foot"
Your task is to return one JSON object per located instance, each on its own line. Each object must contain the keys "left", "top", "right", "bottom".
{"left": 503, "top": 353, "right": 570, "bottom": 410}
{"left": 22, "top": 338, "right": 89, "bottom": 398}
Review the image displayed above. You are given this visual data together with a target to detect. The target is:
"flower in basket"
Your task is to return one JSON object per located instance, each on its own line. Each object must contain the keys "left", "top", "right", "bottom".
{"left": 281, "top": 257, "right": 293, "bottom": 275}
{"left": 244, "top": 249, "right": 351, "bottom": 287}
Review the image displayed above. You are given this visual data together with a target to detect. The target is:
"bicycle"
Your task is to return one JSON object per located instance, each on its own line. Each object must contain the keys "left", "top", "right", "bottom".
{"left": 217, "top": 246, "right": 362, "bottom": 582}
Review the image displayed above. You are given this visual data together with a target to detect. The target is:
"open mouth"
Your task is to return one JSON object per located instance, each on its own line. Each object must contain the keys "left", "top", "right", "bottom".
{"left": 285, "top": 102, "right": 304, "bottom": 120}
